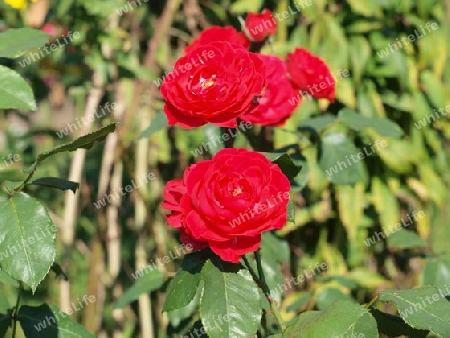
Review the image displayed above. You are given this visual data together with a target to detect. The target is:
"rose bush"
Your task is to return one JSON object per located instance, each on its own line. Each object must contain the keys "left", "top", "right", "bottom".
{"left": 160, "top": 41, "right": 266, "bottom": 128}
{"left": 241, "top": 54, "right": 300, "bottom": 126}
{"left": 162, "top": 148, "right": 290, "bottom": 263}
{"left": 286, "top": 47, "right": 336, "bottom": 102}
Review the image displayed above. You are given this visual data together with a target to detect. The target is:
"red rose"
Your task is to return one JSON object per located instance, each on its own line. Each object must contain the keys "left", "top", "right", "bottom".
{"left": 241, "top": 54, "right": 300, "bottom": 126}
{"left": 244, "top": 9, "right": 277, "bottom": 42}
{"left": 162, "top": 148, "right": 291, "bottom": 263}
{"left": 160, "top": 41, "right": 265, "bottom": 128}
{"left": 184, "top": 26, "right": 250, "bottom": 54}
{"left": 286, "top": 48, "right": 336, "bottom": 102}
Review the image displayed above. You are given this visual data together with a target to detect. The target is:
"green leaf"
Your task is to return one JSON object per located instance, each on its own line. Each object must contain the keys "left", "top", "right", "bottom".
{"left": 261, "top": 152, "right": 302, "bottom": 181}
{"left": 287, "top": 199, "right": 295, "bottom": 223}
{"left": 0, "top": 170, "right": 26, "bottom": 183}
{"left": 167, "top": 291, "right": 200, "bottom": 327}
{"left": 136, "top": 111, "right": 168, "bottom": 141}
{"left": 260, "top": 233, "right": 290, "bottom": 302}
{"left": 375, "top": 287, "right": 450, "bottom": 336}
{"left": 420, "top": 70, "right": 445, "bottom": 108}
{"left": 200, "top": 260, "right": 261, "bottom": 338}
{"left": 338, "top": 108, "right": 404, "bottom": 137}
{"left": 318, "top": 132, "right": 364, "bottom": 185}
{"left": 79, "top": 0, "right": 124, "bottom": 17}
{"left": 202, "top": 124, "right": 224, "bottom": 155}
{"left": 15, "top": 122, "right": 118, "bottom": 192}
{"left": 4, "top": 181, "right": 23, "bottom": 192}
{"left": 261, "top": 233, "right": 290, "bottom": 264}
{"left": 229, "top": 0, "right": 263, "bottom": 13}
{"left": 28, "top": 177, "right": 79, "bottom": 193}
{"left": 298, "top": 115, "right": 337, "bottom": 133}
{"left": 0, "top": 268, "right": 19, "bottom": 287}
{"left": 114, "top": 269, "right": 164, "bottom": 309}
{"left": 0, "top": 192, "right": 56, "bottom": 292}
{"left": 283, "top": 300, "right": 378, "bottom": 337}
{"left": 422, "top": 259, "right": 450, "bottom": 290}
{"left": 315, "top": 288, "right": 356, "bottom": 311}
{"left": 27, "top": 122, "right": 118, "bottom": 170}
{"left": 387, "top": 229, "right": 427, "bottom": 249}
{"left": 18, "top": 304, "right": 95, "bottom": 337}
{"left": 163, "top": 251, "right": 206, "bottom": 312}
{"left": 0, "top": 28, "right": 49, "bottom": 58}
{"left": 289, "top": 153, "right": 309, "bottom": 192}
{"left": 370, "top": 308, "right": 429, "bottom": 338}
{"left": 0, "top": 65, "right": 36, "bottom": 111}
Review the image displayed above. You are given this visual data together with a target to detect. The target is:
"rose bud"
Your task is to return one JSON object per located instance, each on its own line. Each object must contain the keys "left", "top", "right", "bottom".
{"left": 160, "top": 41, "right": 265, "bottom": 128}
{"left": 162, "top": 148, "right": 291, "bottom": 263}
{"left": 241, "top": 54, "right": 300, "bottom": 126}
{"left": 244, "top": 9, "right": 277, "bottom": 42}
{"left": 286, "top": 48, "right": 336, "bottom": 102}
{"left": 184, "top": 26, "right": 250, "bottom": 54}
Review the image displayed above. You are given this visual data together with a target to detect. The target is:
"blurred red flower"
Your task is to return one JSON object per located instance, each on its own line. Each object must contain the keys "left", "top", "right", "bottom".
{"left": 286, "top": 48, "right": 336, "bottom": 102}
{"left": 244, "top": 9, "right": 277, "bottom": 42}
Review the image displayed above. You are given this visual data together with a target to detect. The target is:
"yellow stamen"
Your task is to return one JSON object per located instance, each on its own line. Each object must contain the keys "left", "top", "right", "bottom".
{"left": 232, "top": 188, "right": 242, "bottom": 196}
{"left": 201, "top": 78, "right": 215, "bottom": 89}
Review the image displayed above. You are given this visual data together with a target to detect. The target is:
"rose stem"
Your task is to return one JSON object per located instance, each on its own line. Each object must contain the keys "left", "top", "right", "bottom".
{"left": 241, "top": 252, "right": 286, "bottom": 332}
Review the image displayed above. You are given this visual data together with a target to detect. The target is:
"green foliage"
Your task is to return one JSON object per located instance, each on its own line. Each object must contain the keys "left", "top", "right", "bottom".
{"left": 0, "top": 27, "right": 118, "bottom": 335}
{"left": 1, "top": 0, "right": 450, "bottom": 337}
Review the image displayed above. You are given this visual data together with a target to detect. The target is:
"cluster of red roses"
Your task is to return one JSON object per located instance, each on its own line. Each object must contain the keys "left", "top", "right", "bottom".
{"left": 161, "top": 9, "right": 335, "bottom": 263}
{"left": 160, "top": 9, "right": 335, "bottom": 128}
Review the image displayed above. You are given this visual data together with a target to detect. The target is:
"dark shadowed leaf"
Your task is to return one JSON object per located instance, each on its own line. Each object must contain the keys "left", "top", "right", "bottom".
{"left": 28, "top": 177, "right": 79, "bottom": 193}
{"left": 261, "top": 152, "right": 302, "bottom": 181}
{"left": 18, "top": 304, "right": 95, "bottom": 337}
{"left": 375, "top": 287, "right": 450, "bottom": 336}
{"left": 370, "top": 308, "right": 428, "bottom": 338}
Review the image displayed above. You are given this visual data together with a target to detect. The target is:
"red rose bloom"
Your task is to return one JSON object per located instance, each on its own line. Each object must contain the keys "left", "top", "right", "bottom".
{"left": 245, "top": 9, "right": 277, "bottom": 42}
{"left": 286, "top": 48, "right": 336, "bottom": 102}
{"left": 160, "top": 41, "right": 265, "bottom": 128}
{"left": 184, "top": 26, "right": 250, "bottom": 54}
{"left": 241, "top": 54, "right": 300, "bottom": 126}
{"left": 162, "top": 148, "right": 291, "bottom": 263}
